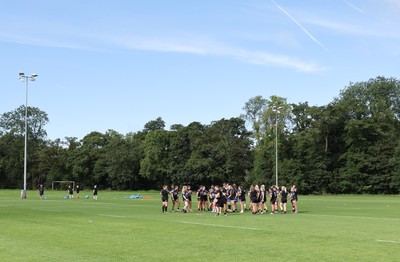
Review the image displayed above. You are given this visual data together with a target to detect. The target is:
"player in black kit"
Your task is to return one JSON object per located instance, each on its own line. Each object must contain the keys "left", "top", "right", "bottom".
{"left": 280, "top": 186, "right": 288, "bottom": 214}
{"left": 170, "top": 185, "right": 181, "bottom": 212}
{"left": 38, "top": 184, "right": 45, "bottom": 200}
{"left": 67, "top": 185, "right": 73, "bottom": 199}
{"left": 160, "top": 185, "right": 169, "bottom": 213}
{"left": 290, "top": 185, "right": 298, "bottom": 214}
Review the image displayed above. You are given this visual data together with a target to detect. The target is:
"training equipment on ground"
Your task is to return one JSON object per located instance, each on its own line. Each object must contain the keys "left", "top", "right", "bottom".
{"left": 85, "top": 195, "right": 89, "bottom": 199}
{"left": 124, "top": 194, "right": 143, "bottom": 199}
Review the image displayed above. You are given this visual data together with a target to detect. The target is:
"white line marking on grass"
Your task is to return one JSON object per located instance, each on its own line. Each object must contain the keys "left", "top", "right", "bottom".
{"left": 181, "top": 222, "right": 263, "bottom": 231}
{"left": 97, "top": 214, "right": 126, "bottom": 218}
{"left": 30, "top": 208, "right": 61, "bottom": 212}
{"left": 376, "top": 240, "right": 400, "bottom": 244}
{"left": 307, "top": 214, "right": 400, "bottom": 222}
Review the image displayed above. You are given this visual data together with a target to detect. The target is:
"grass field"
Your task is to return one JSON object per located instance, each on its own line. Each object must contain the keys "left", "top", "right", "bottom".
{"left": 1, "top": 190, "right": 399, "bottom": 261}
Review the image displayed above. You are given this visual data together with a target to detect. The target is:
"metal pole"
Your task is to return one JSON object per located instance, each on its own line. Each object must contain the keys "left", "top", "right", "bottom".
{"left": 22, "top": 77, "right": 28, "bottom": 199}
{"left": 275, "top": 110, "right": 278, "bottom": 187}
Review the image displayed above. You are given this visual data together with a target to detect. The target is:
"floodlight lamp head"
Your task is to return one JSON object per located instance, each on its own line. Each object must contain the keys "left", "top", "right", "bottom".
{"left": 19, "top": 72, "right": 26, "bottom": 81}
{"left": 31, "top": 73, "right": 38, "bottom": 78}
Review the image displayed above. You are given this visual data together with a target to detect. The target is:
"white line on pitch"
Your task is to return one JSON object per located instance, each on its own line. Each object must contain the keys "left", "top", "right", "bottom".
{"left": 181, "top": 221, "right": 263, "bottom": 231}
{"left": 97, "top": 214, "right": 126, "bottom": 218}
{"left": 31, "top": 208, "right": 61, "bottom": 212}
{"left": 307, "top": 214, "right": 400, "bottom": 222}
{"left": 376, "top": 240, "right": 400, "bottom": 244}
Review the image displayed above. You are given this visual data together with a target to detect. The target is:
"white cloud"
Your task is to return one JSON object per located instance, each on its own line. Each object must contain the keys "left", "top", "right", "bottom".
{"left": 302, "top": 16, "right": 400, "bottom": 39}
{"left": 103, "top": 34, "right": 325, "bottom": 73}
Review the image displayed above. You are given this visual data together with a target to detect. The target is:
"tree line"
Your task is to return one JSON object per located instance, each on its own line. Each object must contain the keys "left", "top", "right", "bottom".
{"left": 1, "top": 76, "right": 399, "bottom": 194}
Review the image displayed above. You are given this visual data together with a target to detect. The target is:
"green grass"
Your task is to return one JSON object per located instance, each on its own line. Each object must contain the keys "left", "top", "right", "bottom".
{"left": 1, "top": 190, "right": 400, "bottom": 261}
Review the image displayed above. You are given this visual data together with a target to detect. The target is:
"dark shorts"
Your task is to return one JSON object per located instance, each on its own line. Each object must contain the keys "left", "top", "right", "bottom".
{"left": 281, "top": 199, "right": 287, "bottom": 203}
{"left": 162, "top": 198, "right": 168, "bottom": 202}
{"left": 173, "top": 196, "right": 179, "bottom": 201}
{"left": 251, "top": 198, "right": 258, "bottom": 203}
{"left": 217, "top": 199, "right": 224, "bottom": 208}
{"left": 270, "top": 200, "right": 277, "bottom": 205}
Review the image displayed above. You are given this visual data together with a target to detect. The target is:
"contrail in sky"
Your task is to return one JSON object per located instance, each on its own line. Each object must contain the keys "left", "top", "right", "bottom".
{"left": 270, "top": 0, "right": 330, "bottom": 52}
{"left": 343, "top": 0, "right": 366, "bottom": 14}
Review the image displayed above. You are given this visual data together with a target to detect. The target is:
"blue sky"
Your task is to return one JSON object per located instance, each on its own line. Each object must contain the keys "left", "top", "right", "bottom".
{"left": 1, "top": 0, "right": 399, "bottom": 140}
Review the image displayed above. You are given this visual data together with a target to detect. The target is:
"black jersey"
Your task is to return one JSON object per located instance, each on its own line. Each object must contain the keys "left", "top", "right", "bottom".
{"left": 68, "top": 187, "right": 73, "bottom": 194}
{"left": 201, "top": 189, "right": 208, "bottom": 201}
{"left": 39, "top": 186, "right": 44, "bottom": 195}
{"left": 76, "top": 186, "right": 80, "bottom": 193}
{"left": 260, "top": 190, "right": 266, "bottom": 202}
{"left": 215, "top": 189, "right": 222, "bottom": 200}
{"left": 281, "top": 190, "right": 288, "bottom": 202}
{"left": 171, "top": 189, "right": 179, "bottom": 199}
{"left": 290, "top": 190, "right": 298, "bottom": 201}
{"left": 270, "top": 190, "right": 277, "bottom": 202}
{"left": 93, "top": 187, "right": 98, "bottom": 195}
{"left": 237, "top": 188, "right": 246, "bottom": 201}
{"left": 187, "top": 190, "right": 192, "bottom": 201}
{"left": 209, "top": 189, "right": 215, "bottom": 200}
{"left": 161, "top": 189, "right": 169, "bottom": 200}
{"left": 250, "top": 190, "right": 258, "bottom": 200}
{"left": 197, "top": 189, "right": 202, "bottom": 199}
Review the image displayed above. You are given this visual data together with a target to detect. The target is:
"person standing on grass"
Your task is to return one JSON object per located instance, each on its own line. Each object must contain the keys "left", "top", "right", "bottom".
{"left": 249, "top": 185, "right": 259, "bottom": 215}
{"left": 76, "top": 185, "right": 81, "bottom": 199}
{"left": 290, "top": 185, "right": 298, "bottom": 214}
{"left": 237, "top": 185, "right": 246, "bottom": 213}
{"left": 93, "top": 185, "right": 98, "bottom": 200}
{"left": 38, "top": 184, "right": 45, "bottom": 200}
{"left": 196, "top": 186, "right": 203, "bottom": 211}
{"left": 228, "top": 184, "right": 237, "bottom": 213}
{"left": 170, "top": 185, "right": 181, "bottom": 212}
{"left": 208, "top": 185, "right": 216, "bottom": 212}
{"left": 260, "top": 185, "right": 268, "bottom": 214}
{"left": 187, "top": 185, "right": 193, "bottom": 212}
{"left": 160, "top": 185, "right": 169, "bottom": 213}
{"left": 269, "top": 186, "right": 278, "bottom": 214}
{"left": 182, "top": 185, "right": 190, "bottom": 213}
{"left": 67, "top": 185, "right": 73, "bottom": 199}
{"left": 280, "top": 186, "right": 288, "bottom": 214}
{"left": 201, "top": 186, "right": 209, "bottom": 211}
{"left": 214, "top": 185, "right": 223, "bottom": 216}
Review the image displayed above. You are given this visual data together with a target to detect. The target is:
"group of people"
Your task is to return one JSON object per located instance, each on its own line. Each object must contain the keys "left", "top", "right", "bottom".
{"left": 160, "top": 183, "right": 298, "bottom": 216}
{"left": 38, "top": 184, "right": 98, "bottom": 200}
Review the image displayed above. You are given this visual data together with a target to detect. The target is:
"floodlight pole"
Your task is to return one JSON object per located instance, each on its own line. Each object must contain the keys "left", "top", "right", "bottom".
{"left": 272, "top": 106, "right": 282, "bottom": 187}
{"left": 19, "top": 72, "right": 38, "bottom": 199}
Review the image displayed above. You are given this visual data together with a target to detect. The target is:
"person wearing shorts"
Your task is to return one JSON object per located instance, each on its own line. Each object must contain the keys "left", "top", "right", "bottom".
{"left": 249, "top": 185, "right": 259, "bottom": 215}
{"left": 269, "top": 187, "right": 277, "bottom": 214}
{"left": 214, "top": 185, "right": 223, "bottom": 216}
{"left": 38, "top": 184, "right": 45, "bottom": 200}
{"left": 160, "top": 185, "right": 169, "bottom": 213}
{"left": 93, "top": 185, "right": 98, "bottom": 200}
{"left": 290, "top": 185, "right": 298, "bottom": 214}
{"left": 260, "top": 184, "right": 268, "bottom": 214}
{"left": 209, "top": 186, "right": 216, "bottom": 212}
{"left": 170, "top": 185, "right": 181, "bottom": 212}
{"left": 67, "top": 185, "right": 73, "bottom": 199}
{"left": 237, "top": 185, "right": 246, "bottom": 213}
{"left": 280, "top": 186, "right": 288, "bottom": 214}
{"left": 196, "top": 186, "right": 203, "bottom": 211}
{"left": 201, "top": 186, "right": 209, "bottom": 211}
{"left": 76, "top": 185, "right": 81, "bottom": 199}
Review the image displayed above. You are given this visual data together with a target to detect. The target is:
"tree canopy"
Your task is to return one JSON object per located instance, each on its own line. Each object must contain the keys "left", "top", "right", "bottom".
{"left": 1, "top": 76, "right": 399, "bottom": 193}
